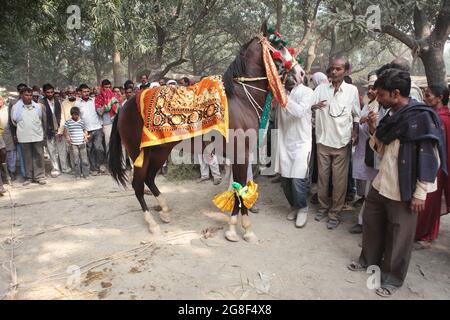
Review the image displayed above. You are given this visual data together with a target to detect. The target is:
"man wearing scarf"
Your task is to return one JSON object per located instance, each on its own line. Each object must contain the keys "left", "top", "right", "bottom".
{"left": 41, "top": 83, "right": 71, "bottom": 177}
{"left": 95, "top": 79, "right": 121, "bottom": 158}
{"left": 348, "top": 68, "right": 446, "bottom": 298}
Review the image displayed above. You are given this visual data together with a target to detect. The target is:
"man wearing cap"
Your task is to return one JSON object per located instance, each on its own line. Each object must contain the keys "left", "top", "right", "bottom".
{"left": 32, "top": 91, "right": 40, "bottom": 104}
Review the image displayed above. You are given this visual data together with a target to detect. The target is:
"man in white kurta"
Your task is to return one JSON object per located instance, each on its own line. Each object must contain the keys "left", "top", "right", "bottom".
{"left": 275, "top": 83, "right": 314, "bottom": 228}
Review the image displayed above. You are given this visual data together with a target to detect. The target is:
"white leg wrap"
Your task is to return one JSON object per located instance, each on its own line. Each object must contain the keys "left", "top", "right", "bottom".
{"left": 242, "top": 215, "right": 257, "bottom": 243}
{"left": 225, "top": 215, "right": 239, "bottom": 242}
{"left": 242, "top": 214, "right": 251, "bottom": 230}
{"left": 144, "top": 211, "right": 160, "bottom": 234}
{"left": 156, "top": 195, "right": 170, "bottom": 212}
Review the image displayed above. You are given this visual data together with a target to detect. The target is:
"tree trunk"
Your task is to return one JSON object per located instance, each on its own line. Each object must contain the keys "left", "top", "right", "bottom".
{"left": 93, "top": 61, "right": 102, "bottom": 85}
{"left": 420, "top": 41, "right": 447, "bottom": 87}
{"left": 305, "top": 40, "right": 318, "bottom": 73}
{"left": 329, "top": 26, "right": 337, "bottom": 58}
{"left": 275, "top": 0, "right": 283, "bottom": 32}
{"left": 155, "top": 24, "right": 166, "bottom": 66}
{"left": 112, "top": 49, "right": 123, "bottom": 86}
{"left": 127, "top": 54, "right": 134, "bottom": 81}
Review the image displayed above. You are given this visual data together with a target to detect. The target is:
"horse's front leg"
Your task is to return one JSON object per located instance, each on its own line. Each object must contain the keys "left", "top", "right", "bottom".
{"left": 241, "top": 205, "right": 258, "bottom": 243}
{"left": 225, "top": 197, "right": 240, "bottom": 242}
{"left": 227, "top": 163, "right": 258, "bottom": 243}
{"left": 238, "top": 164, "right": 258, "bottom": 243}
{"left": 133, "top": 168, "right": 160, "bottom": 235}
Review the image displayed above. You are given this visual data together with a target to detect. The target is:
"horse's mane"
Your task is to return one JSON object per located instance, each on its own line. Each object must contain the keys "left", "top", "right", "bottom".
{"left": 223, "top": 38, "right": 254, "bottom": 96}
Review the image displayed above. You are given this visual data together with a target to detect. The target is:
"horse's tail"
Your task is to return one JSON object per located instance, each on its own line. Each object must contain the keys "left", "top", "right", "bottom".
{"left": 108, "top": 115, "right": 128, "bottom": 187}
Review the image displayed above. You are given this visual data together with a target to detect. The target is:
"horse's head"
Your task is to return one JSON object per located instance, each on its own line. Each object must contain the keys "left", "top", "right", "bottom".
{"left": 260, "top": 22, "right": 305, "bottom": 92}
{"left": 277, "top": 48, "right": 306, "bottom": 92}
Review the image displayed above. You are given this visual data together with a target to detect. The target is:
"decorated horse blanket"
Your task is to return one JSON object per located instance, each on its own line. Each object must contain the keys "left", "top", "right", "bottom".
{"left": 134, "top": 76, "right": 229, "bottom": 167}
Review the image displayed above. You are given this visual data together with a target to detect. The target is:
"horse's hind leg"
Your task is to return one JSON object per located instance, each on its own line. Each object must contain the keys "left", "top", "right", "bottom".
{"left": 145, "top": 147, "right": 173, "bottom": 223}
{"left": 133, "top": 157, "right": 160, "bottom": 234}
{"left": 145, "top": 170, "right": 171, "bottom": 224}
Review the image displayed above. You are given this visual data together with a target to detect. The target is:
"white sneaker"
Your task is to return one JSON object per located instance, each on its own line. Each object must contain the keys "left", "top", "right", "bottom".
{"left": 295, "top": 208, "right": 308, "bottom": 228}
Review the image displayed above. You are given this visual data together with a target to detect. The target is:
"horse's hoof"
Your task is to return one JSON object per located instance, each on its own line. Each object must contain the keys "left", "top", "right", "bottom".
{"left": 149, "top": 224, "right": 161, "bottom": 235}
{"left": 144, "top": 211, "right": 160, "bottom": 234}
{"left": 243, "top": 232, "right": 258, "bottom": 243}
{"left": 159, "top": 212, "right": 171, "bottom": 224}
{"left": 225, "top": 230, "right": 240, "bottom": 242}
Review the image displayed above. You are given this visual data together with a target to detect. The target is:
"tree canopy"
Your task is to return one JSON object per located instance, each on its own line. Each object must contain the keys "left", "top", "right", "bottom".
{"left": 0, "top": 0, "right": 449, "bottom": 89}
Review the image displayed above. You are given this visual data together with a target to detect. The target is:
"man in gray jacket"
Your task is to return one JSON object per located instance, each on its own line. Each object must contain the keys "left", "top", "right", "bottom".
{"left": 11, "top": 87, "right": 47, "bottom": 186}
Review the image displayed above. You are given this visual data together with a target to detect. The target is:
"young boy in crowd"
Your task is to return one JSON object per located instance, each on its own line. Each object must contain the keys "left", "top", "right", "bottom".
{"left": 64, "top": 107, "right": 89, "bottom": 179}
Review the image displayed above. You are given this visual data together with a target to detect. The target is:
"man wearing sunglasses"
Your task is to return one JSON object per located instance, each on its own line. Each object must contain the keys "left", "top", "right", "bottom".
{"left": 311, "top": 57, "right": 361, "bottom": 230}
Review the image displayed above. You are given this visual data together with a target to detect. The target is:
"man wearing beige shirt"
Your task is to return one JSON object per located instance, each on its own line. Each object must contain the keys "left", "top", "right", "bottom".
{"left": 348, "top": 68, "right": 445, "bottom": 298}
{"left": 312, "top": 57, "right": 361, "bottom": 230}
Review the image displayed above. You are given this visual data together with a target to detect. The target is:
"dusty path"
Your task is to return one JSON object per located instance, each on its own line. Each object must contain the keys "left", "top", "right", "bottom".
{"left": 1, "top": 173, "right": 449, "bottom": 300}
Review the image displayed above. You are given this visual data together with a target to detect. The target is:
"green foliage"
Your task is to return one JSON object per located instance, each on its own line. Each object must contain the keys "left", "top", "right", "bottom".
{"left": 0, "top": 0, "right": 448, "bottom": 88}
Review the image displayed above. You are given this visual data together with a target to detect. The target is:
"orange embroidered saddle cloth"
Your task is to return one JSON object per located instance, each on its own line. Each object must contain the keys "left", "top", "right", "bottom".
{"left": 135, "top": 76, "right": 229, "bottom": 166}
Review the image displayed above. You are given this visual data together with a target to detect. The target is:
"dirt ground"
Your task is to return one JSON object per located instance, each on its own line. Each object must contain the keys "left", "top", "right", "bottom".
{"left": 1, "top": 171, "right": 449, "bottom": 300}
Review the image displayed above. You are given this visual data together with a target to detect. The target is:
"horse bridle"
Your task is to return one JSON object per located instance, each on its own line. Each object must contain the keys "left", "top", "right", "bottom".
{"left": 233, "top": 35, "right": 294, "bottom": 121}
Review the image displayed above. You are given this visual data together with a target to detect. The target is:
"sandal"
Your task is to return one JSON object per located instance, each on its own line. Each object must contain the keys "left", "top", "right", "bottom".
{"left": 375, "top": 285, "right": 398, "bottom": 298}
{"left": 327, "top": 218, "right": 340, "bottom": 230}
{"left": 347, "top": 261, "right": 366, "bottom": 272}
{"left": 315, "top": 211, "right": 327, "bottom": 221}
{"left": 413, "top": 241, "right": 432, "bottom": 250}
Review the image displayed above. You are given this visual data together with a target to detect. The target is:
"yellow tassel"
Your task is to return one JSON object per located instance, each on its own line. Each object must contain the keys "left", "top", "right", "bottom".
{"left": 212, "top": 190, "right": 235, "bottom": 213}
{"left": 212, "top": 181, "right": 259, "bottom": 213}
{"left": 134, "top": 149, "right": 145, "bottom": 168}
{"left": 242, "top": 181, "right": 259, "bottom": 209}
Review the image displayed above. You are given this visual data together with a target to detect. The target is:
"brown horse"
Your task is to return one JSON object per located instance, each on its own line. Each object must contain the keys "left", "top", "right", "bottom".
{"left": 108, "top": 24, "right": 304, "bottom": 242}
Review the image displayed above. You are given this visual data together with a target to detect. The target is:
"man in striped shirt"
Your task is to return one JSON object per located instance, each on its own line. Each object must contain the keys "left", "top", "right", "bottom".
{"left": 64, "top": 107, "right": 89, "bottom": 179}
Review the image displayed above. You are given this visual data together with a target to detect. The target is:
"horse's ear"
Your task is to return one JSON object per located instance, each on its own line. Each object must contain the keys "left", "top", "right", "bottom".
{"left": 260, "top": 20, "right": 269, "bottom": 36}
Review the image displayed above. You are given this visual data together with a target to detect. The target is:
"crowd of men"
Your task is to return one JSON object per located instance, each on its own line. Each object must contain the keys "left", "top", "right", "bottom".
{"left": 0, "top": 75, "right": 190, "bottom": 192}
{"left": 272, "top": 56, "right": 449, "bottom": 298}
{"left": 1, "top": 57, "right": 450, "bottom": 298}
